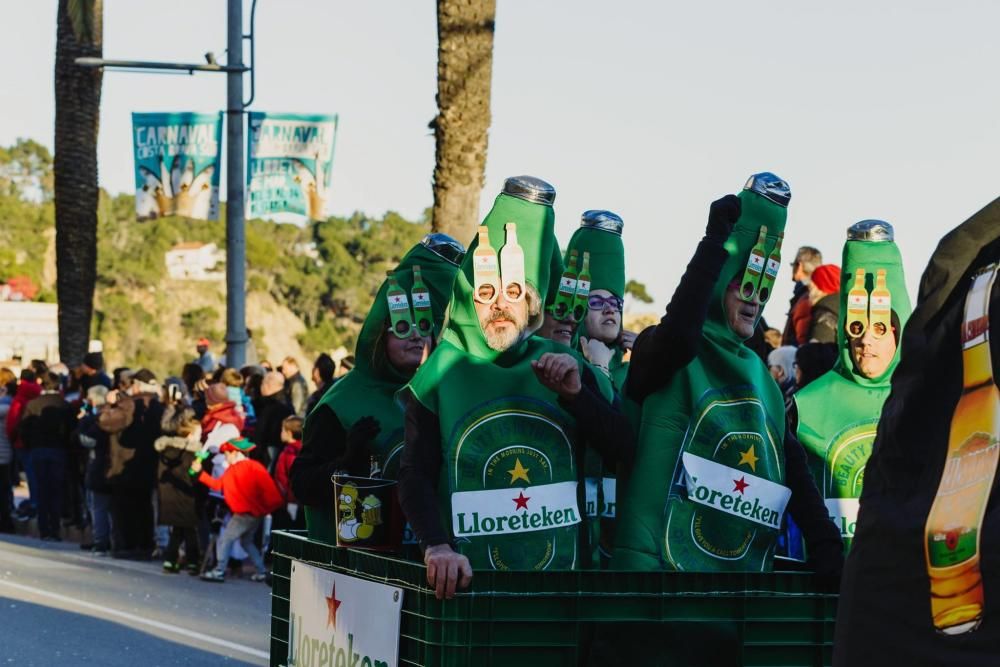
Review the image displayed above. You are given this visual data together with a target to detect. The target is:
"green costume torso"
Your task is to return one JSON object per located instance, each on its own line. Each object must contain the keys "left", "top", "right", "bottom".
{"left": 407, "top": 179, "right": 613, "bottom": 571}
{"left": 303, "top": 238, "right": 461, "bottom": 545}
{"left": 613, "top": 175, "right": 793, "bottom": 572}
{"left": 413, "top": 337, "right": 608, "bottom": 570}
{"left": 794, "top": 223, "right": 911, "bottom": 552}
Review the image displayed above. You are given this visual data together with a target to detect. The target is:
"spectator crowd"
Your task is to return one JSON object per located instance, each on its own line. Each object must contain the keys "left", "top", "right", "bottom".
{"left": 0, "top": 345, "right": 351, "bottom": 584}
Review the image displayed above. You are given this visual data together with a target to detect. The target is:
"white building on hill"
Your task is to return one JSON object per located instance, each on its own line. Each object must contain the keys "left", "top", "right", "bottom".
{"left": 166, "top": 242, "right": 225, "bottom": 281}
{"left": 0, "top": 301, "right": 59, "bottom": 363}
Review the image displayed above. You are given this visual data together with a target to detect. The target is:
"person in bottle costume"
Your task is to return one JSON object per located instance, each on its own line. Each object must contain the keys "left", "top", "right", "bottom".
{"left": 613, "top": 172, "right": 842, "bottom": 574}
{"left": 536, "top": 241, "right": 635, "bottom": 568}
{"left": 791, "top": 220, "right": 912, "bottom": 553}
{"left": 565, "top": 210, "right": 630, "bottom": 390}
{"left": 289, "top": 234, "right": 465, "bottom": 545}
{"left": 834, "top": 199, "right": 1000, "bottom": 666}
{"left": 559, "top": 211, "right": 633, "bottom": 565}
{"left": 398, "top": 176, "right": 630, "bottom": 599}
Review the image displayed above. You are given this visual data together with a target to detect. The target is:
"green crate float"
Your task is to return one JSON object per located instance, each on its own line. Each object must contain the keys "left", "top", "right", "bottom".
{"left": 270, "top": 531, "right": 837, "bottom": 667}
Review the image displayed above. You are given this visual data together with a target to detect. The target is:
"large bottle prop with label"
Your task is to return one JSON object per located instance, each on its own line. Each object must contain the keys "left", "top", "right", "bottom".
{"left": 924, "top": 264, "right": 1000, "bottom": 635}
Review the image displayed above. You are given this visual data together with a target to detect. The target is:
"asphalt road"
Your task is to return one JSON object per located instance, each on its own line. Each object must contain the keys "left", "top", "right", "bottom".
{"left": 0, "top": 534, "right": 272, "bottom": 666}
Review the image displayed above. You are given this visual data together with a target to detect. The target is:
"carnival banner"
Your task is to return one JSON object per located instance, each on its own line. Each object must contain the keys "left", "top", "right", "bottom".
{"left": 132, "top": 112, "right": 222, "bottom": 221}
{"left": 287, "top": 560, "right": 402, "bottom": 667}
{"left": 247, "top": 112, "right": 338, "bottom": 221}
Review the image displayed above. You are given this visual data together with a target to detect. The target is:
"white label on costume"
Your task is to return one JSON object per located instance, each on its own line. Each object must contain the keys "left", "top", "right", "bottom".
{"left": 451, "top": 482, "right": 580, "bottom": 537}
{"left": 682, "top": 453, "right": 791, "bottom": 529}
{"left": 602, "top": 477, "right": 617, "bottom": 518}
{"left": 825, "top": 498, "right": 860, "bottom": 538}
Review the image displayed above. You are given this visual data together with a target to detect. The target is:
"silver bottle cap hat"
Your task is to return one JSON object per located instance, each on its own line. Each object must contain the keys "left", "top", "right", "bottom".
{"left": 502, "top": 176, "right": 556, "bottom": 206}
{"left": 580, "top": 210, "right": 624, "bottom": 236}
{"left": 743, "top": 172, "right": 791, "bottom": 208}
{"left": 420, "top": 233, "right": 466, "bottom": 266}
{"left": 847, "top": 220, "right": 894, "bottom": 243}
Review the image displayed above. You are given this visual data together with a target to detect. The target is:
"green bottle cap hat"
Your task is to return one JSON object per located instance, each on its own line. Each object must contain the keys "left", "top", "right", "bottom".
{"left": 435, "top": 175, "right": 558, "bottom": 360}
{"left": 566, "top": 209, "right": 626, "bottom": 297}
{"left": 710, "top": 172, "right": 791, "bottom": 333}
{"left": 833, "top": 220, "right": 912, "bottom": 383}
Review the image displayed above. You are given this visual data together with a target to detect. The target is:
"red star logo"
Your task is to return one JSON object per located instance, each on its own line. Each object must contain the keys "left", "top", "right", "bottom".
{"left": 513, "top": 492, "right": 530, "bottom": 510}
{"left": 733, "top": 476, "right": 749, "bottom": 495}
{"left": 325, "top": 582, "right": 342, "bottom": 629}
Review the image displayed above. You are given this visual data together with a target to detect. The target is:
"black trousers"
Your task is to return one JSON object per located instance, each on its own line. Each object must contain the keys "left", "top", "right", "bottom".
{"left": 0, "top": 464, "right": 14, "bottom": 532}
{"left": 163, "top": 525, "right": 200, "bottom": 564}
{"left": 110, "top": 486, "right": 154, "bottom": 552}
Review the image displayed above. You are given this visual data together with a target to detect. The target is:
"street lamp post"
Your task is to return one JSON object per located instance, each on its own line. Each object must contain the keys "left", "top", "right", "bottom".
{"left": 225, "top": 0, "right": 247, "bottom": 368}
{"left": 77, "top": 0, "right": 258, "bottom": 370}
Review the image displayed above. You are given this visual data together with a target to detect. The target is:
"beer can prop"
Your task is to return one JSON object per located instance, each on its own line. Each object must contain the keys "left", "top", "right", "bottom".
{"left": 332, "top": 475, "right": 403, "bottom": 552}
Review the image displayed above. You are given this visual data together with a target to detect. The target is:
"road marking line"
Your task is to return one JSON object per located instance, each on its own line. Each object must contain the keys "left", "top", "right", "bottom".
{"left": 0, "top": 578, "right": 269, "bottom": 660}
{"left": 0, "top": 550, "right": 88, "bottom": 571}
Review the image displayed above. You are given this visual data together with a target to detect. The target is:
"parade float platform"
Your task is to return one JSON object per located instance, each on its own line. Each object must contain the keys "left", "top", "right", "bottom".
{"left": 269, "top": 530, "right": 838, "bottom": 667}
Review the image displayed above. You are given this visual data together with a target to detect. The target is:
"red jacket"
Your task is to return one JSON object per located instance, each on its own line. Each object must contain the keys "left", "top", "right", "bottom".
{"left": 198, "top": 458, "right": 283, "bottom": 517}
{"left": 201, "top": 401, "right": 245, "bottom": 436}
{"left": 6, "top": 381, "right": 42, "bottom": 448}
{"left": 785, "top": 295, "right": 813, "bottom": 346}
{"left": 273, "top": 439, "right": 301, "bottom": 504}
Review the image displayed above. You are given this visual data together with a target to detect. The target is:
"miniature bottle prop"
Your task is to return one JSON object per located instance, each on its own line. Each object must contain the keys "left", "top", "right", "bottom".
{"left": 740, "top": 226, "right": 768, "bottom": 302}
{"left": 411, "top": 265, "right": 433, "bottom": 336}
{"left": 386, "top": 271, "right": 413, "bottom": 338}
{"left": 499, "top": 223, "right": 526, "bottom": 302}
{"left": 473, "top": 225, "right": 501, "bottom": 304}
{"left": 846, "top": 268, "right": 869, "bottom": 338}
{"left": 553, "top": 250, "right": 579, "bottom": 320}
{"left": 573, "top": 251, "right": 592, "bottom": 322}
{"left": 757, "top": 232, "right": 783, "bottom": 304}
{"left": 868, "top": 269, "right": 892, "bottom": 338}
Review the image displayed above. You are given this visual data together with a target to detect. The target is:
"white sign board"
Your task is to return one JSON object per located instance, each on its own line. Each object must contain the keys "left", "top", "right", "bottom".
{"left": 287, "top": 560, "right": 403, "bottom": 667}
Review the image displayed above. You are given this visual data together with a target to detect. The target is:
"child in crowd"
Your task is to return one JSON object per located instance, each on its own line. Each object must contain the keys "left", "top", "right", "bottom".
{"left": 191, "top": 437, "right": 282, "bottom": 582}
{"left": 221, "top": 368, "right": 255, "bottom": 423}
{"left": 271, "top": 415, "right": 306, "bottom": 531}
{"left": 155, "top": 410, "right": 203, "bottom": 573}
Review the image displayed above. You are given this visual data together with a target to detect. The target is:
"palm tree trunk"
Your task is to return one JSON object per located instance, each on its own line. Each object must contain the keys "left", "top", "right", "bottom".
{"left": 430, "top": 0, "right": 496, "bottom": 247}
{"left": 54, "top": 0, "right": 103, "bottom": 366}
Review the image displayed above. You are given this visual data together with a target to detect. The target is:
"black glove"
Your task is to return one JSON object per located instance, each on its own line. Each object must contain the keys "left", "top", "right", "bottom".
{"left": 705, "top": 194, "right": 741, "bottom": 241}
{"left": 343, "top": 416, "right": 380, "bottom": 471}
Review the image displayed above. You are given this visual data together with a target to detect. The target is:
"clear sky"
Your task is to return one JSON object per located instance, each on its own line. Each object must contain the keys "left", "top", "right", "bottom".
{"left": 3, "top": 0, "right": 999, "bottom": 322}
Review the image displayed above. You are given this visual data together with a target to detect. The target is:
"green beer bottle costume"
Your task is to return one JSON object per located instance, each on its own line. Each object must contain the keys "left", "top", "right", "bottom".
{"left": 295, "top": 235, "right": 464, "bottom": 544}
{"left": 614, "top": 173, "right": 795, "bottom": 572}
{"left": 566, "top": 210, "right": 629, "bottom": 563}
{"left": 793, "top": 221, "right": 911, "bottom": 552}
{"left": 404, "top": 176, "right": 616, "bottom": 571}
{"left": 567, "top": 210, "right": 629, "bottom": 390}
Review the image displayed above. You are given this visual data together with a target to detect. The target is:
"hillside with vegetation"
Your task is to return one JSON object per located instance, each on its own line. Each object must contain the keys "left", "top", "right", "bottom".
{"left": 0, "top": 138, "right": 428, "bottom": 374}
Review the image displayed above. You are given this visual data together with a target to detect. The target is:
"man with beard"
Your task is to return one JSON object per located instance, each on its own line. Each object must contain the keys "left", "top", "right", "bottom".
{"left": 398, "top": 176, "right": 630, "bottom": 599}
{"left": 791, "top": 220, "right": 911, "bottom": 554}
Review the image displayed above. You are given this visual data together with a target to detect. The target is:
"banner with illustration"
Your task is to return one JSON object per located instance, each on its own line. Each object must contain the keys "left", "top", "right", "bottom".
{"left": 132, "top": 112, "right": 223, "bottom": 221}
{"left": 247, "top": 112, "right": 338, "bottom": 221}
{"left": 287, "top": 560, "right": 402, "bottom": 667}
